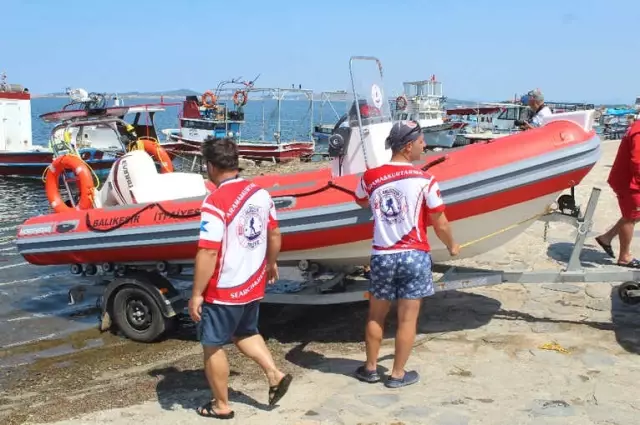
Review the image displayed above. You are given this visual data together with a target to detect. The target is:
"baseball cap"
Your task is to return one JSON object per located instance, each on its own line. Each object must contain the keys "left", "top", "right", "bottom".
{"left": 386, "top": 121, "right": 422, "bottom": 151}
{"left": 527, "top": 89, "right": 544, "bottom": 102}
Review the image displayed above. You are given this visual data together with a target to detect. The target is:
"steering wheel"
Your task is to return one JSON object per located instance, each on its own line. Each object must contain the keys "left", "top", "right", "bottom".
{"left": 332, "top": 114, "right": 348, "bottom": 133}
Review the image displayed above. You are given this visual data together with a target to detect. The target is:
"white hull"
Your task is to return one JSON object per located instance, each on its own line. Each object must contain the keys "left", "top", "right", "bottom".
{"left": 278, "top": 193, "right": 559, "bottom": 267}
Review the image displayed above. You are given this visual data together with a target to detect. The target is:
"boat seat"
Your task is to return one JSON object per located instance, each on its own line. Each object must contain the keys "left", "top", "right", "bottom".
{"left": 95, "top": 150, "right": 206, "bottom": 207}
{"left": 541, "top": 110, "right": 596, "bottom": 132}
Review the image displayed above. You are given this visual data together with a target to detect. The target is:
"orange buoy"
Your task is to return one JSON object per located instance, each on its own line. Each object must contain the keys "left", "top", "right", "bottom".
{"left": 233, "top": 90, "right": 248, "bottom": 106}
{"left": 202, "top": 90, "right": 217, "bottom": 108}
{"left": 131, "top": 137, "right": 174, "bottom": 173}
{"left": 396, "top": 95, "right": 408, "bottom": 110}
{"left": 44, "top": 154, "right": 95, "bottom": 213}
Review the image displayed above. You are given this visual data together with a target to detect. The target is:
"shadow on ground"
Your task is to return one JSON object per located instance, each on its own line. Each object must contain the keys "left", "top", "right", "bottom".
{"left": 264, "top": 290, "right": 502, "bottom": 377}
{"left": 547, "top": 241, "right": 613, "bottom": 268}
{"left": 149, "top": 366, "right": 274, "bottom": 413}
{"left": 610, "top": 286, "right": 640, "bottom": 354}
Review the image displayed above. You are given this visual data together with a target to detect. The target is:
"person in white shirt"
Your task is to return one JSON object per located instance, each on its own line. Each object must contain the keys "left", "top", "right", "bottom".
{"left": 521, "top": 89, "right": 552, "bottom": 129}
{"left": 352, "top": 121, "right": 459, "bottom": 388}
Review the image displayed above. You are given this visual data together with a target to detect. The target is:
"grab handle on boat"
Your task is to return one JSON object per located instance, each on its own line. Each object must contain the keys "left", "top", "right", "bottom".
{"left": 422, "top": 155, "right": 448, "bottom": 172}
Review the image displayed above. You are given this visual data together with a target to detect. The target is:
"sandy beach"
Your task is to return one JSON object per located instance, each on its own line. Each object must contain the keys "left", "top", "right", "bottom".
{"left": 2, "top": 139, "right": 640, "bottom": 425}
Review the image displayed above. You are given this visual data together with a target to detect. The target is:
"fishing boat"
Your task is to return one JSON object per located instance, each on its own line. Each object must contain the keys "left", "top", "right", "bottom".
{"left": 0, "top": 84, "right": 169, "bottom": 179}
{"left": 161, "top": 78, "right": 315, "bottom": 163}
{"left": 392, "top": 77, "right": 467, "bottom": 149}
{"left": 16, "top": 56, "right": 600, "bottom": 273}
{"left": 0, "top": 72, "right": 42, "bottom": 178}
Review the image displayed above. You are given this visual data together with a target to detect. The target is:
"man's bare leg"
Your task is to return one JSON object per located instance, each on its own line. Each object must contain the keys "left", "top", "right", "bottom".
{"left": 233, "top": 334, "right": 284, "bottom": 387}
{"left": 390, "top": 299, "right": 421, "bottom": 379}
{"left": 618, "top": 218, "right": 637, "bottom": 263}
{"left": 597, "top": 218, "right": 624, "bottom": 246}
{"left": 202, "top": 346, "right": 233, "bottom": 415}
{"left": 365, "top": 297, "right": 391, "bottom": 371}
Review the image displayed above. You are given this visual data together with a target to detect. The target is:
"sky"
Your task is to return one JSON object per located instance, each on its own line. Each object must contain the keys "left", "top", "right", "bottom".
{"left": 1, "top": 0, "right": 638, "bottom": 104}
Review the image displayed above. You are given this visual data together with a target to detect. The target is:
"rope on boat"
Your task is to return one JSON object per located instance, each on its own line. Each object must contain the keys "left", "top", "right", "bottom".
{"left": 459, "top": 205, "right": 553, "bottom": 249}
{"left": 85, "top": 202, "right": 200, "bottom": 233}
{"left": 83, "top": 155, "right": 448, "bottom": 234}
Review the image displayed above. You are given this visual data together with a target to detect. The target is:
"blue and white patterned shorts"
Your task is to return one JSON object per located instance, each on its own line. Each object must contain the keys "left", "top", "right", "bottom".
{"left": 369, "top": 250, "right": 434, "bottom": 301}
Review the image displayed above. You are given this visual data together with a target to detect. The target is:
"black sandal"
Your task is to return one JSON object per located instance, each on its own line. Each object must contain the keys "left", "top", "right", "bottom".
{"left": 595, "top": 237, "right": 615, "bottom": 259}
{"left": 268, "top": 373, "right": 293, "bottom": 406}
{"left": 617, "top": 258, "right": 640, "bottom": 269}
{"left": 196, "top": 401, "right": 235, "bottom": 420}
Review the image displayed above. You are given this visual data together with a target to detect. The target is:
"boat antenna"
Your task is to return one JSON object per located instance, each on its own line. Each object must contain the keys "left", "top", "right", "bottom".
{"left": 246, "top": 73, "right": 260, "bottom": 89}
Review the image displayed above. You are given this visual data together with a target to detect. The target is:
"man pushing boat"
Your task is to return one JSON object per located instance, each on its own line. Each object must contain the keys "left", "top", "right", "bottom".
{"left": 352, "top": 120, "right": 460, "bottom": 388}
{"left": 188, "top": 136, "right": 292, "bottom": 419}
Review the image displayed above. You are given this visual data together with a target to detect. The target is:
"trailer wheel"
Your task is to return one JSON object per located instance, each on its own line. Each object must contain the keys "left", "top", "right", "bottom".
{"left": 618, "top": 281, "right": 640, "bottom": 305}
{"left": 112, "top": 287, "right": 167, "bottom": 342}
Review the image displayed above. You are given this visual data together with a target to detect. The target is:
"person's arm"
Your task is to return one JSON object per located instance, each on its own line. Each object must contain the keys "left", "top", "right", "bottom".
{"left": 354, "top": 176, "right": 369, "bottom": 208}
{"left": 264, "top": 198, "right": 281, "bottom": 283}
{"left": 193, "top": 201, "right": 225, "bottom": 298}
{"left": 266, "top": 198, "right": 281, "bottom": 267}
{"left": 424, "top": 178, "right": 459, "bottom": 255}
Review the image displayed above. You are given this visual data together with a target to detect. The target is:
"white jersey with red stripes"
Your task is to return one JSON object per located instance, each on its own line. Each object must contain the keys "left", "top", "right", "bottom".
{"left": 198, "top": 177, "right": 278, "bottom": 305}
{"left": 354, "top": 162, "right": 445, "bottom": 255}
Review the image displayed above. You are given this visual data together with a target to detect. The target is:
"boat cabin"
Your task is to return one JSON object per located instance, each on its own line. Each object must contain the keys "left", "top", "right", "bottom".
{"left": 178, "top": 85, "right": 249, "bottom": 142}
{"left": 393, "top": 77, "right": 446, "bottom": 126}
{"left": 0, "top": 72, "right": 32, "bottom": 152}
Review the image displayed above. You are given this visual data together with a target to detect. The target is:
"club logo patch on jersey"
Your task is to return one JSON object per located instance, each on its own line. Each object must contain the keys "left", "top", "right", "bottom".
{"left": 373, "top": 187, "right": 408, "bottom": 224}
{"left": 236, "top": 205, "right": 266, "bottom": 249}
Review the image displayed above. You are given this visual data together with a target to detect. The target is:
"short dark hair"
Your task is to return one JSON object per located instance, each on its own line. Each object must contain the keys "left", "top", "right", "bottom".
{"left": 201, "top": 136, "right": 239, "bottom": 171}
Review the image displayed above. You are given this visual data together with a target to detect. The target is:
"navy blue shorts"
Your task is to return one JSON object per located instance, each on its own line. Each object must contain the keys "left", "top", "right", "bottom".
{"left": 369, "top": 250, "right": 434, "bottom": 301}
{"left": 197, "top": 300, "right": 261, "bottom": 346}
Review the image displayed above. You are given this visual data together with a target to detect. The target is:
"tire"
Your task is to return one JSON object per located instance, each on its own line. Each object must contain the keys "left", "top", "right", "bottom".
{"left": 112, "top": 287, "right": 167, "bottom": 342}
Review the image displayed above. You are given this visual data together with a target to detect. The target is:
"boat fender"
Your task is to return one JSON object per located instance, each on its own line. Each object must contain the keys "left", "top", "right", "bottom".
{"left": 202, "top": 90, "right": 217, "bottom": 108}
{"left": 128, "top": 137, "right": 174, "bottom": 173}
{"left": 45, "top": 154, "right": 96, "bottom": 213}
{"left": 233, "top": 90, "right": 248, "bottom": 106}
{"left": 396, "top": 95, "right": 408, "bottom": 110}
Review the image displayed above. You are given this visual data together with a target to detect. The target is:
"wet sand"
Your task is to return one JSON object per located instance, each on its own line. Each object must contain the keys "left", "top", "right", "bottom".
{"left": 2, "top": 139, "right": 640, "bottom": 425}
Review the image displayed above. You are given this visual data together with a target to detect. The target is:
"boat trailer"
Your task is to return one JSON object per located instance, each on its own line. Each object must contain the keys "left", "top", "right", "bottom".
{"left": 66, "top": 186, "right": 640, "bottom": 343}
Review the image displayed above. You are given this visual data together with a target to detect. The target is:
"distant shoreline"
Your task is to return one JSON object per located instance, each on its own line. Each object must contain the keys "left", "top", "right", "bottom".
{"left": 31, "top": 94, "right": 189, "bottom": 99}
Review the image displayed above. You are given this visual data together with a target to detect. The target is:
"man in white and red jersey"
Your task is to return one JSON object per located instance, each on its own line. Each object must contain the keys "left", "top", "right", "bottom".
{"left": 188, "top": 137, "right": 292, "bottom": 419}
{"left": 353, "top": 121, "right": 459, "bottom": 389}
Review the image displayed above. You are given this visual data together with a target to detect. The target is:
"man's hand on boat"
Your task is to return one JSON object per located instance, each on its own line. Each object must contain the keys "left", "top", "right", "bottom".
{"left": 189, "top": 295, "right": 204, "bottom": 322}
{"left": 267, "top": 263, "right": 279, "bottom": 284}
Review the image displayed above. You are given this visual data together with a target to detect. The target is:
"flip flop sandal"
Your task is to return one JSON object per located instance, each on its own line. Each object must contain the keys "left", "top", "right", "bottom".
{"left": 269, "top": 374, "right": 293, "bottom": 406}
{"left": 595, "top": 237, "right": 615, "bottom": 258}
{"left": 617, "top": 258, "right": 640, "bottom": 269}
{"left": 384, "top": 370, "right": 420, "bottom": 388}
{"left": 196, "top": 401, "right": 235, "bottom": 420}
{"left": 354, "top": 365, "right": 381, "bottom": 383}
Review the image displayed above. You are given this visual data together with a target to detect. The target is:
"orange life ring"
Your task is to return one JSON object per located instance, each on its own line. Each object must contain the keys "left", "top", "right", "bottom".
{"left": 396, "top": 95, "right": 408, "bottom": 110}
{"left": 202, "top": 90, "right": 217, "bottom": 108}
{"left": 131, "top": 137, "right": 174, "bottom": 173}
{"left": 233, "top": 90, "right": 248, "bottom": 106}
{"left": 44, "top": 154, "right": 95, "bottom": 214}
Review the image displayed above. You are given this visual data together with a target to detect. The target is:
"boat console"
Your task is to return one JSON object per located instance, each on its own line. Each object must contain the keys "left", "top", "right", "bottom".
{"left": 94, "top": 150, "right": 207, "bottom": 207}
{"left": 328, "top": 57, "right": 394, "bottom": 178}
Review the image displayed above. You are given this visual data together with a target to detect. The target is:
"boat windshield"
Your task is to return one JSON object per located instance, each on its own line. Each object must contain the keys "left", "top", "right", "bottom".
{"left": 348, "top": 57, "right": 392, "bottom": 126}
